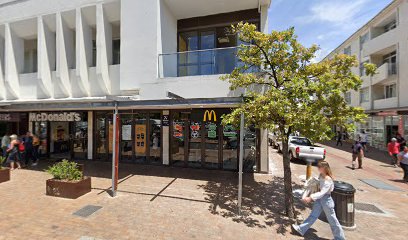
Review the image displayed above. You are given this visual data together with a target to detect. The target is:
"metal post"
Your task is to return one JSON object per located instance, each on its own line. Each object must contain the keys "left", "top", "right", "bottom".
{"left": 238, "top": 112, "right": 244, "bottom": 215}
{"left": 306, "top": 159, "right": 313, "bottom": 180}
{"left": 111, "top": 102, "right": 119, "bottom": 197}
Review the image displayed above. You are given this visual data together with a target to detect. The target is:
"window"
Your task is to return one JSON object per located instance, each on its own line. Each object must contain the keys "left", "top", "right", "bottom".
{"left": 360, "top": 33, "right": 369, "bottom": 48}
{"left": 384, "top": 20, "right": 397, "bottom": 33}
{"left": 345, "top": 92, "right": 351, "bottom": 104}
{"left": 360, "top": 88, "right": 369, "bottom": 103}
{"left": 385, "top": 84, "right": 397, "bottom": 99}
{"left": 360, "top": 61, "right": 369, "bottom": 76}
{"left": 344, "top": 46, "right": 351, "bottom": 56}
{"left": 383, "top": 51, "right": 397, "bottom": 75}
{"left": 112, "top": 39, "right": 120, "bottom": 65}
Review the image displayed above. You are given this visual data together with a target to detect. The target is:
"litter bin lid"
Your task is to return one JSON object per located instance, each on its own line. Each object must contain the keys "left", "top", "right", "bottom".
{"left": 334, "top": 181, "right": 356, "bottom": 194}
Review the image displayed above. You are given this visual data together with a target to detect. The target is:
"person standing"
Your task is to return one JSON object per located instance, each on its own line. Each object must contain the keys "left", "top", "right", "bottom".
{"left": 6, "top": 134, "right": 22, "bottom": 170}
{"left": 292, "top": 161, "right": 345, "bottom": 240}
{"left": 360, "top": 130, "right": 369, "bottom": 152}
{"left": 351, "top": 140, "right": 364, "bottom": 170}
{"left": 32, "top": 134, "right": 40, "bottom": 166}
{"left": 336, "top": 131, "right": 343, "bottom": 146}
{"left": 396, "top": 133, "right": 406, "bottom": 152}
{"left": 1, "top": 132, "right": 10, "bottom": 157}
{"left": 23, "top": 132, "right": 34, "bottom": 167}
{"left": 397, "top": 146, "right": 408, "bottom": 183}
{"left": 388, "top": 138, "right": 400, "bottom": 167}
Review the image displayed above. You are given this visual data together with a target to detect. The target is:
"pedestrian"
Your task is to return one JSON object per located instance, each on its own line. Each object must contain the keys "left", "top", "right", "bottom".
{"left": 336, "top": 131, "right": 343, "bottom": 146}
{"left": 387, "top": 138, "right": 400, "bottom": 167}
{"left": 360, "top": 130, "right": 369, "bottom": 152}
{"left": 397, "top": 146, "right": 408, "bottom": 183}
{"left": 351, "top": 140, "right": 364, "bottom": 170}
{"left": 23, "top": 132, "right": 35, "bottom": 167}
{"left": 292, "top": 161, "right": 345, "bottom": 240}
{"left": 396, "top": 133, "right": 406, "bottom": 152}
{"left": 32, "top": 134, "right": 40, "bottom": 166}
{"left": 6, "top": 134, "right": 22, "bottom": 170}
{"left": 1, "top": 132, "right": 10, "bottom": 157}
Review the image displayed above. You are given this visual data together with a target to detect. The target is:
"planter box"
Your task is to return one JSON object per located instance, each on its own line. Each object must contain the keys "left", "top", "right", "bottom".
{"left": 46, "top": 177, "right": 91, "bottom": 199}
{"left": 0, "top": 168, "right": 10, "bottom": 183}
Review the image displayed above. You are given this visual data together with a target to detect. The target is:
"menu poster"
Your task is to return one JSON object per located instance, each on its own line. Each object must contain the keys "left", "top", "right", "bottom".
{"left": 135, "top": 124, "right": 147, "bottom": 154}
{"left": 122, "top": 125, "right": 132, "bottom": 141}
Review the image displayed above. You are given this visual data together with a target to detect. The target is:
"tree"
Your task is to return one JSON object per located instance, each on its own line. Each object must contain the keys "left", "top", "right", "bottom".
{"left": 222, "top": 23, "right": 376, "bottom": 219}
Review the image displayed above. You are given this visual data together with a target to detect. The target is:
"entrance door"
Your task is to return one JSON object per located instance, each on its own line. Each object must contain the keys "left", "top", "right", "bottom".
{"left": 204, "top": 121, "right": 219, "bottom": 169}
{"left": 49, "top": 122, "right": 71, "bottom": 159}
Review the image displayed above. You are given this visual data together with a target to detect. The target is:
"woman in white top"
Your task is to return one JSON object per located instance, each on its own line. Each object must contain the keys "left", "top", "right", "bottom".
{"left": 292, "top": 161, "right": 345, "bottom": 240}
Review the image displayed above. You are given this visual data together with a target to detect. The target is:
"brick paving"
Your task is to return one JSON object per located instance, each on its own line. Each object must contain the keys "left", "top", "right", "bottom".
{"left": 0, "top": 141, "right": 407, "bottom": 240}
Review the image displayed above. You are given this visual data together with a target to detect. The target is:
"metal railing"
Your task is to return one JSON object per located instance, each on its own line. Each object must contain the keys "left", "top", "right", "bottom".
{"left": 158, "top": 46, "right": 254, "bottom": 78}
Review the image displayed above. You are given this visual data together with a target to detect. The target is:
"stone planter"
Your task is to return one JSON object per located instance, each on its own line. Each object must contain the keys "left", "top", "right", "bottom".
{"left": 0, "top": 168, "right": 10, "bottom": 183}
{"left": 46, "top": 177, "right": 91, "bottom": 199}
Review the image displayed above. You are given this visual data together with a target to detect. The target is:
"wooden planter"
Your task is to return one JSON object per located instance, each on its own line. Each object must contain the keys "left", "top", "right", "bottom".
{"left": 0, "top": 168, "right": 10, "bottom": 183}
{"left": 46, "top": 177, "right": 91, "bottom": 199}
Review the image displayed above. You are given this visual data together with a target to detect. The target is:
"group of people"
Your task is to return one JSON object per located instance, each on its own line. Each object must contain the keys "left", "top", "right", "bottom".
{"left": 0, "top": 132, "right": 40, "bottom": 170}
{"left": 387, "top": 133, "right": 408, "bottom": 182}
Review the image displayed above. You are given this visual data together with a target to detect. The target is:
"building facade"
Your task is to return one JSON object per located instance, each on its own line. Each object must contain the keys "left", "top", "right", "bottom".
{"left": 326, "top": 0, "right": 408, "bottom": 150}
{"left": 0, "top": 0, "right": 272, "bottom": 172}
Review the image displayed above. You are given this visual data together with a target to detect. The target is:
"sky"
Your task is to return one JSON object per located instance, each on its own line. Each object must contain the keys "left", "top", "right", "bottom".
{"left": 268, "top": 0, "right": 393, "bottom": 61}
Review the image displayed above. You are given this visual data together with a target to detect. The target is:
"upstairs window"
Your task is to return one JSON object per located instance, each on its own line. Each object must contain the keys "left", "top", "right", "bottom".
{"left": 344, "top": 46, "right": 351, "bottom": 56}
{"left": 385, "top": 84, "right": 397, "bottom": 99}
{"left": 360, "top": 88, "right": 369, "bottom": 103}
{"left": 359, "top": 33, "right": 369, "bottom": 48}
{"left": 384, "top": 20, "right": 397, "bottom": 33}
{"left": 345, "top": 92, "right": 351, "bottom": 104}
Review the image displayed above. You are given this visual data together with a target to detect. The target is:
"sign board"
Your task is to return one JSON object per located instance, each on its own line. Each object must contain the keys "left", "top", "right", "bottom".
{"left": 203, "top": 110, "right": 217, "bottom": 122}
{"left": 135, "top": 124, "right": 146, "bottom": 154}
{"left": 29, "top": 112, "right": 82, "bottom": 122}
{"left": 122, "top": 125, "right": 132, "bottom": 141}
{"left": 0, "top": 113, "right": 20, "bottom": 122}
{"left": 162, "top": 115, "right": 170, "bottom": 126}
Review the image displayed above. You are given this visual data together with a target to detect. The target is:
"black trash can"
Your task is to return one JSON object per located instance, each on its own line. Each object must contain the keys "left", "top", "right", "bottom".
{"left": 319, "top": 181, "right": 356, "bottom": 230}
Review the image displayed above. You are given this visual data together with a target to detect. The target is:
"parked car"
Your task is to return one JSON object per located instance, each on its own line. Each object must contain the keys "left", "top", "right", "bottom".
{"left": 277, "top": 136, "right": 326, "bottom": 162}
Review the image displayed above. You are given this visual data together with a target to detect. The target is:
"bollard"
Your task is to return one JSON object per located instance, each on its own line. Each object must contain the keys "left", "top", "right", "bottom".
{"left": 306, "top": 159, "right": 314, "bottom": 180}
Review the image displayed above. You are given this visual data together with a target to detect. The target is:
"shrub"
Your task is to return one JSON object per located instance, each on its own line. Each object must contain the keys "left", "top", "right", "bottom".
{"left": 46, "top": 160, "right": 83, "bottom": 181}
{"left": 0, "top": 156, "right": 6, "bottom": 170}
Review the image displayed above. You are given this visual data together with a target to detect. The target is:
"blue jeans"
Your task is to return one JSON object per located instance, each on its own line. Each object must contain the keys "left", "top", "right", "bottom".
{"left": 298, "top": 194, "right": 345, "bottom": 240}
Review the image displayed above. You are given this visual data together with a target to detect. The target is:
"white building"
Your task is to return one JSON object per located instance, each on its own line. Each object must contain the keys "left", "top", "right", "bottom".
{"left": 326, "top": 0, "right": 408, "bottom": 150}
{"left": 0, "top": 0, "right": 271, "bottom": 172}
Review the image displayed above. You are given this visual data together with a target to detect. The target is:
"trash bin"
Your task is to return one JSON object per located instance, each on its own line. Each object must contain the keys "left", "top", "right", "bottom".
{"left": 319, "top": 181, "right": 356, "bottom": 230}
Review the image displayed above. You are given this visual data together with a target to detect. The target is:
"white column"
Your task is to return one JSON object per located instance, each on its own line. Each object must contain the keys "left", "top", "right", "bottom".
{"left": 260, "top": 5, "right": 269, "bottom": 34}
{"left": 75, "top": 7, "right": 91, "bottom": 97}
{"left": 0, "top": 36, "right": 5, "bottom": 100}
{"left": 96, "top": 3, "right": 112, "bottom": 95}
{"left": 37, "top": 16, "right": 54, "bottom": 98}
{"left": 87, "top": 111, "right": 93, "bottom": 160}
{"left": 259, "top": 129, "right": 269, "bottom": 173}
{"left": 162, "top": 110, "right": 170, "bottom": 165}
{"left": 4, "top": 23, "right": 22, "bottom": 100}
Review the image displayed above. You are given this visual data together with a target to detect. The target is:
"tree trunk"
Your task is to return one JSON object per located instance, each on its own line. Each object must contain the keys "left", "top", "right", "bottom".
{"left": 282, "top": 140, "right": 296, "bottom": 219}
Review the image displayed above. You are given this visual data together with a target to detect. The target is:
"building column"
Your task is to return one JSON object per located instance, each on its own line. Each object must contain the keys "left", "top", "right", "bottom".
{"left": 87, "top": 111, "right": 93, "bottom": 160}
{"left": 259, "top": 129, "right": 269, "bottom": 173}
{"left": 162, "top": 110, "right": 170, "bottom": 165}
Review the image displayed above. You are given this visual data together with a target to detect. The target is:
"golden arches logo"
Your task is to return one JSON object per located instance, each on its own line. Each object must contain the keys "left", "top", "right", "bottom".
{"left": 203, "top": 110, "right": 217, "bottom": 122}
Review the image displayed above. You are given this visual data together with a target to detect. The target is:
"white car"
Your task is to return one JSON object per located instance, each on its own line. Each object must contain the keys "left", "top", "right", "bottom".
{"left": 278, "top": 136, "right": 326, "bottom": 162}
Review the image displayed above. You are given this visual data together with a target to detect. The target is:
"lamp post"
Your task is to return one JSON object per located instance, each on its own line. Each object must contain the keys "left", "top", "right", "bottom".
{"left": 306, "top": 159, "right": 314, "bottom": 180}
{"left": 238, "top": 112, "right": 244, "bottom": 215}
{"left": 111, "top": 102, "right": 119, "bottom": 197}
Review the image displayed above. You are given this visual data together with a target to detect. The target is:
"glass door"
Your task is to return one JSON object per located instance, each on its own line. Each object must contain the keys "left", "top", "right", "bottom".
{"left": 222, "top": 124, "right": 238, "bottom": 170}
{"left": 134, "top": 113, "right": 148, "bottom": 163}
{"left": 171, "top": 111, "right": 189, "bottom": 167}
{"left": 204, "top": 121, "right": 219, "bottom": 169}
{"left": 72, "top": 115, "right": 88, "bottom": 159}
{"left": 149, "top": 112, "right": 161, "bottom": 165}
{"left": 188, "top": 119, "right": 202, "bottom": 168}
{"left": 120, "top": 114, "right": 133, "bottom": 163}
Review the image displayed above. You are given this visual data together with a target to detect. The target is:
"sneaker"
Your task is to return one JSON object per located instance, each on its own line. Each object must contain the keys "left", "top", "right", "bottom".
{"left": 31, "top": 162, "right": 38, "bottom": 166}
{"left": 291, "top": 224, "right": 303, "bottom": 236}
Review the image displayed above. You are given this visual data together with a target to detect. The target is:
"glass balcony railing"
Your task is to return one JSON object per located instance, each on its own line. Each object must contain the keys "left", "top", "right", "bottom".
{"left": 388, "top": 62, "right": 397, "bottom": 75}
{"left": 158, "top": 46, "right": 254, "bottom": 78}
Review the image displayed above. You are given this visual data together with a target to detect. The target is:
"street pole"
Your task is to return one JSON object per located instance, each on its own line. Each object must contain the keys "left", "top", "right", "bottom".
{"left": 238, "top": 112, "right": 244, "bottom": 215}
{"left": 306, "top": 159, "right": 313, "bottom": 180}
{"left": 111, "top": 102, "right": 119, "bottom": 197}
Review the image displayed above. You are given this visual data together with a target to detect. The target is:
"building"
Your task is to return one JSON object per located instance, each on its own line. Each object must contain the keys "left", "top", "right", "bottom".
{"left": 0, "top": 0, "right": 272, "bottom": 172}
{"left": 325, "top": 0, "right": 408, "bottom": 150}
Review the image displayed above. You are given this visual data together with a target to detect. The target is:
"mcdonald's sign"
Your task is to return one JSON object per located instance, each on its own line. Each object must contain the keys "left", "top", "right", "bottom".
{"left": 203, "top": 110, "right": 217, "bottom": 122}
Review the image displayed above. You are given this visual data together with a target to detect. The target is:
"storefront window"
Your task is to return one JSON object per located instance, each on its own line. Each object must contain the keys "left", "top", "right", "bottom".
{"left": 244, "top": 126, "right": 257, "bottom": 172}
{"left": 204, "top": 121, "right": 219, "bottom": 169}
{"left": 188, "top": 120, "right": 202, "bottom": 167}
{"left": 95, "top": 113, "right": 108, "bottom": 160}
{"left": 372, "top": 116, "right": 385, "bottom": 150}
{"left": 149, "top": 112, "right": 161, "bottom": 165}
{"left": 222, "top": 125, "right": 238, "bottom": 170}
{"left": 33, "top": 121, "right": 48, "bottom": 156}
{"left": 121, "top": 114, "right": 133, "bottom": 163}
{"left": 171, "top": 112, "right": 188, "bottom": 167}
{"left": 73, "top": 114, "right": 88, "bottom": 159}
{"left": 134, "top": 113, "right": 148, "bottom": 163}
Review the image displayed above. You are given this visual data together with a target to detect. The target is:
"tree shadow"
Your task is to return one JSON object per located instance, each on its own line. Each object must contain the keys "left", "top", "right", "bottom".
{"left": 198, "top": 174, "right": 306, "bottom": 235}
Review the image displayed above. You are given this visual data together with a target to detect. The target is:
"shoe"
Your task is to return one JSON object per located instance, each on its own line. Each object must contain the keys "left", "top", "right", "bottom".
{"left": 31, "top": 162, "right": 38, "bottom": 166}
{"left": 358, "top": 167, "right": 363, "bottom": 169}
{"left": 291, "top": 224, "right": 303, "bottom": 236}
{"left": 394, "top": 164, "right": 398, "bottom": 168}
{"left": 352, "top": 165, "right": 355, "bottom": 170}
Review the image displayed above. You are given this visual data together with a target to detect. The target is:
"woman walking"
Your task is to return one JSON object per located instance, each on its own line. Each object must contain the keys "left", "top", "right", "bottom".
{"left": 292, "top": 161, "right": 345, "bottom": 240}
{"left": 6, "top": 134, "right": 22, "bottom": 170}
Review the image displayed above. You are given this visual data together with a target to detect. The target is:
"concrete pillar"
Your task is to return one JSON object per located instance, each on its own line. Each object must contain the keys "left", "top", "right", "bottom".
{"left": 259, "top": 129, "right": 269, "bottom": 173}
{"left": 87, "top": 111, "right": 93, "bottom": 160}
{"left": 162, "top": 110, "right": 170, "bottom": 165}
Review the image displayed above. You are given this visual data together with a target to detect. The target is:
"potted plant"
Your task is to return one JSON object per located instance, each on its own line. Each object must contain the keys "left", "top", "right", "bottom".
{"left": 46, "top": 160, "right": 91, "bottom": 199}
{"left": 0, "top": 156, "right": 10, "bottom": 184}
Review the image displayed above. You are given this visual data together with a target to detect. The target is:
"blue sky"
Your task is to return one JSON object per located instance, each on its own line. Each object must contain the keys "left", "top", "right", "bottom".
{"left": 268, "top": 0, "right": 393, "bottom": 60}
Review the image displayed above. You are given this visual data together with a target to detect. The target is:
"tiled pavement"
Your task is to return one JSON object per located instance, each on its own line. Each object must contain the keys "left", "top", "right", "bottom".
{"left": 0, "top": 141, "right": 407, "bottom": 240}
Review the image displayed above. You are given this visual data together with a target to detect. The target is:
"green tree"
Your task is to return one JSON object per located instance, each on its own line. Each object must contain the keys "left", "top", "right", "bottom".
{"left": 222, "top": 23, "right": 376, "bottom": 218}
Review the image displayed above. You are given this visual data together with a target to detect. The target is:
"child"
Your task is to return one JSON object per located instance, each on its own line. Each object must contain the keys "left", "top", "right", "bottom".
{"left": 292, "top": 161, "right": 345, "bottom": 240}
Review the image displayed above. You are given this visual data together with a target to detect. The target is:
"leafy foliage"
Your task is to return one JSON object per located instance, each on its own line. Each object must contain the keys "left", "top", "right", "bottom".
{"left": 46, "top": 160, "right": 83, "bottom": 181}
{"left": 0, "top": 156, "right": 6, "bottom": 170}
{"left": 221, "top": 22, "right": 377, "bottom": 218}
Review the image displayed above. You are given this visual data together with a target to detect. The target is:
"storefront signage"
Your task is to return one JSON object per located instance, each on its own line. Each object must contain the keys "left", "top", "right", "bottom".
{"left": 29, "top": 112, "right": 81, "bottom": 122}
{"left": 206, "top": 122, "right": 217, "bottom": 139}
{"left": 203, "top": 110, "right": 217, "bottom": 122}
{"left": 0, "top": 113, "right": 20, "bottom": 122}
{"left": 223, "top": 125, "right": 237, "bottom": 138}
{"left": 135, "top": 125, "right": 146, "bottom": 154}
{"left": 162, "top": 115, "right": 170, "bottom": 126}
{"left": 377, "top": 111, "right": 398, "bottom": 116}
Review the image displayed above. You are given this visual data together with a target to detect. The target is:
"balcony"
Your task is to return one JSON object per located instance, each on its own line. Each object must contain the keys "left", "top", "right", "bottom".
{"left": 362, "top": 28, "right": 397, "bottom": 57}
{"left": 372, "top": 62, "right": 397, "bottom": 85}
{"left": 159, "top": 47, "right": 253, "bottom": 78}
{"left": 374, "top": 97, "right": 397, "bottom": 110}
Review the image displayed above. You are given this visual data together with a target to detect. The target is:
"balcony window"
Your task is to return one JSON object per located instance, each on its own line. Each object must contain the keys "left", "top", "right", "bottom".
{"left": 345, "top": 92, "right": 351, "bottom": 104}
{"left": 23, "top": 39, "right": 38, "bottom": 73}
{"left": 359, "top": 33, "right": 369, "bottom": 49}
{"left": 112, "top": 39, "right": 120, "bottom": 65}
{"left": 344, "top": 46, "right": 351, "bottom": 56}
{"left": 384, "top": 20, "right": 397, "bottom": 33}
{"left": 383, "top": 51, "right": 397, "bottom": 75}
{"left": 360, "top": 88, "right": 369, "bottom": 103}
{"left": 360, "top": 60, "right": 369, "bottom": 76}
{"left": 385, "top": 84, "right": 396, "bottom": 99}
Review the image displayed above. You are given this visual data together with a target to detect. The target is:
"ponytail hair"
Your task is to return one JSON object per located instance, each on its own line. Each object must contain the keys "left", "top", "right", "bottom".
{"left": 318, "top": 161, "right": 334, "bottom": 179}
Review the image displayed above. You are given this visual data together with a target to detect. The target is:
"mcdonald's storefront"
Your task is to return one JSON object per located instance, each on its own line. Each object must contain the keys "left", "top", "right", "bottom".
{"left": 0, "top": 99, "right": 268, "bottom": 173}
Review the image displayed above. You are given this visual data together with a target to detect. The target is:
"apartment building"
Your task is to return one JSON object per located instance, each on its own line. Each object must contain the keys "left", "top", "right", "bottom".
{"left": 326, "top": 0, "right": 408, "bottom": 150}
{"left": 0, "top": 0, "right": 272, "bottom": 172}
